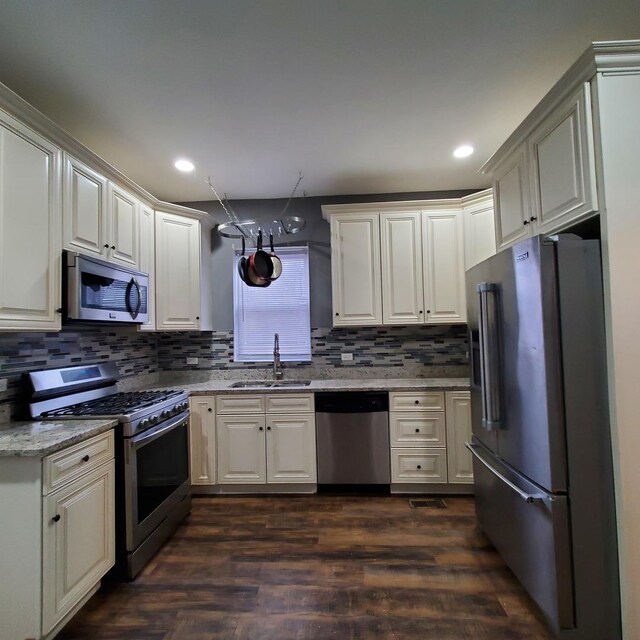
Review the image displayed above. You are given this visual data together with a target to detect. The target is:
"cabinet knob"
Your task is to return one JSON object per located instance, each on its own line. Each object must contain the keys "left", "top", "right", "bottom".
{"left": 52, "top": 514, "right": 61, "bottom": 523}
{"left": 419, "top": 310, "right": 423, "bottom": 314}
{"left": 81, "top": 454, "right": 90, "bottom": 462}
{"left": 530, "top": 216, "right": 537, "bottom": 222}
{"left": 196, "top": 316, "right": 200, "bottom": 320}
{"left": 335, "top": 312, "right": 339, "bottom": 317}
{"left": 259, "top": 427, "right": 264, "bottom": 431}
{"left": 55, "top": 307, "right": 62, "bottom": 314}
{"left": 415, "top": 428, "right": 420, "bottom": 433}
{"left": 267, "top": 426, "right": 271, "bottom": 431}
{"left": 104, "top": 244, "right": 110, "bottom": 249}
{"left": 523, "top": 220, "right": 530, "bottom": 226}
{"left": 414, "top": 400, "right": 420, "bottom": 405}
{"left": 111, "top": 245, "right": 116, "bottom": 250}
{"left": 207, "top": 408, "right": 212, "bottom": 413}
{"left": 426, "top": 310, "right": 431, "bottom": 314}
{"left": 416, "top": 465, "right": 422, "bottom": 470}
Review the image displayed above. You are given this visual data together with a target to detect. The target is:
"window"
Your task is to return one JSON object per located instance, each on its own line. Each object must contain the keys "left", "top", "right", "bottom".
{"left": 234, "top": 246, "right": 311, "bottom": 362}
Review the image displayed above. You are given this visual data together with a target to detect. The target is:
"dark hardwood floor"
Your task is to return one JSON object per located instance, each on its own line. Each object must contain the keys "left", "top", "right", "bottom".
{"left": 58, "top": 495, "right": 554, "bottom": 639}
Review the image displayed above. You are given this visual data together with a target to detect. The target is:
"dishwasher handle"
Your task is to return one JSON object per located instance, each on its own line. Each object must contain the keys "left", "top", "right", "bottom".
{"left": 315, "top": 392, "right": 389, "bottom": 413}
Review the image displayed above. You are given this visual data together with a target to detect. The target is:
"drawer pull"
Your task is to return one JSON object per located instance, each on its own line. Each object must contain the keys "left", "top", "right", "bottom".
{"left": 81, "top": 454, "right": 90, "bottom": 462}
{"left": 415, "top": 428, "right": 420, "bottom": 433}
{"left": 416, "top": 465, "right": 422, "bottom": 470}
{"left": 414, "top": 400, "right": 420, "bottom": 405}
{"left": 52, "top": 514, "right": 61, "bottom": 523}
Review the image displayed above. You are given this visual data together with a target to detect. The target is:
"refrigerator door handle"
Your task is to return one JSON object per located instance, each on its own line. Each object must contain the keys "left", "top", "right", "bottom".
{"left": 466, "top": 443, "right": 547, "bottom": 504}
{"left": 477, "top": 282, "right": 501, "bottom": 430}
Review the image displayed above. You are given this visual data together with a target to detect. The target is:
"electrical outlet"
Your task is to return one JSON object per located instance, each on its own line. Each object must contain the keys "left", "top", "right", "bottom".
{"left": 341, "top": 353, "right": 354, "bottom": 362}
{"left": 186, "top": 357, "right": 199, "bottom": 365}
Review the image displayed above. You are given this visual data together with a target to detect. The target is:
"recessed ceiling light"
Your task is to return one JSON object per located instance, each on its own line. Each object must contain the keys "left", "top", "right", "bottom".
{"left": 174, "top": 159, "right": 195, "bottom": 172}
{"left": 453, "top": 145, "right": 474, "bottom": 159}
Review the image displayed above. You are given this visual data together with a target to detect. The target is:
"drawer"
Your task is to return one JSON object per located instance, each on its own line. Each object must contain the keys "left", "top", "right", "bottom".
{"left": 391, "top": 448, "right": 447, "bottom": 483}
{"left": 216, "top": 394, "right": 265, "bottom": 414}
{"left": 390, "top": 412, "right": 446, "bottom": 447}
{"left": 389, "top": 391, "right": 444, "bottom": 412}
{"left": 266, "top": 393, "right": 314, "bottom": 414}
{"left": 43, "top": 430, "right": 115, "bottom": 494}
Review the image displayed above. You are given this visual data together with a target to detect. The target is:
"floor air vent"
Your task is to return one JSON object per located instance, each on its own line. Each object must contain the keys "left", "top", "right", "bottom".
{"left": 409, "top": 498, "right": 447, "bottom": 509}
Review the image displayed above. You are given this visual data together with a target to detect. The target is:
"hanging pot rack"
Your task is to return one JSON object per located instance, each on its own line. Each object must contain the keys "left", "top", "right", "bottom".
{"left": 206, "top": 172, "right": 306, "bottom": 243}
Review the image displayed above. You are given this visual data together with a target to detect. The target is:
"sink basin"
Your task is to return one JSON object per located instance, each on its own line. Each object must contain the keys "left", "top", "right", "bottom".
{"left": 229, "top": 381, "right": 274, "bottom": 388}
{"left": 229, "top": 380, "right": 311, "bottom": 389}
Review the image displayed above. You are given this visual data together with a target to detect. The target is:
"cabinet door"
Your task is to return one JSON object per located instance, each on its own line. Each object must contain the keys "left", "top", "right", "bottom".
{"left": 189, "top": 396, "right": 216, "bottom": 486}
{"left": 266, "top": 414, "right": 317, "bottom": 483}
{"left": 107, "top": 182, "right": 139, "bottom": 268}
{"left": 63, "top": 154, "right": 108, "bottom": 258}
{"left": 331, "top": 214, "right": 382, "bottom": 326}
{"left": 422, "top": 210, "right": 466, "bottom": 323}
{"left": 530, "top": 83, "right": 598, "bottom": 234}
{"left": 42, "top": 461, "right": 115, "bottom": 634}
{"left": 155, "top": 211, "right": 201, "bottom": 330}
{"left": 463, "top": 191, "right": 496, "bottom": 270}
{"left": 445, "top": 391, "right": 473, "bottom": 484}
{"left": 137, "top": 203, "right": 156, "bottom": 331}
{"left": 380, "top": 211, "right": 424, "bottom": 324}
{"left": 217, "top": 415, "right": 266, "bottom": 484}
{"left": 0, "top": 112, "right": 62, "bottom": 330}
{"left": 493, "top": 146, "right": 531, "bottom": 250}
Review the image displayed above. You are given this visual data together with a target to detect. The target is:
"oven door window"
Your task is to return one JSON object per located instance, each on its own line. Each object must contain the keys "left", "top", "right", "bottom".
{"left": 135, "top": 421, "right": 189, "bottom": 524}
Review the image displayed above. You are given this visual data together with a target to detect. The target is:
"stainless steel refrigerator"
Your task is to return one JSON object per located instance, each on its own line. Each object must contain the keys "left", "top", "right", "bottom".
{"left": 466, "top": 234, "right": 621, "bottom": 639}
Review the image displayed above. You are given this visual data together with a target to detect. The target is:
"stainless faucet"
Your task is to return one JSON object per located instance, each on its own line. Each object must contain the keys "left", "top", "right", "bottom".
{"left": 273, "top": 333, "right": 284, "bottom": 380}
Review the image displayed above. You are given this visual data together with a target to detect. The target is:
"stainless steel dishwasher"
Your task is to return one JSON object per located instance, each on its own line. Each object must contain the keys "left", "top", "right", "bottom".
{"left": 315, "top": 392, "right": 390, "bottom": 485}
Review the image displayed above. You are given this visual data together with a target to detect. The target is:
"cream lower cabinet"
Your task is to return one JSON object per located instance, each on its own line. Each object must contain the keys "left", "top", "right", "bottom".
{"left": 0, "top": 430, "right": 115, "bottom": 640}
{"left": 0, "top": 109, "right": 62, "bottom": 331}
{"left": 189, "top": 396, "right": 217, "bottom": 488}
{"left": 216, "top": 394, "right": 316, "bottom": 488}
{"left": 389, "top": 390, "right": 472, "bottom": 489}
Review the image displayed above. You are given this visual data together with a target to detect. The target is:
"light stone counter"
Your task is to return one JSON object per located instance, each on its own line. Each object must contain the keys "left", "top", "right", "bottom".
{"left": 152, "top": 377, "right": 470, "bottom": 396}
{"left": 0, "top": 419, "right": 117, "bottom": 457}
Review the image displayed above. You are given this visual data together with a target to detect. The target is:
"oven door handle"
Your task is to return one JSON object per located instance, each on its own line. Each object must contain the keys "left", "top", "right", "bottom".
{"left": 125, "top": 277, "right": 142, "bottom": 320}
{"left": 131, "top": 412, "right": 188, "bottom": 448}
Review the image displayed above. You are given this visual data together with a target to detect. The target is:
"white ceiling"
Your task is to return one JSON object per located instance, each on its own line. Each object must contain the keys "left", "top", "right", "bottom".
{"left": 0, "top": 1, "right": 638, "bottom": 202}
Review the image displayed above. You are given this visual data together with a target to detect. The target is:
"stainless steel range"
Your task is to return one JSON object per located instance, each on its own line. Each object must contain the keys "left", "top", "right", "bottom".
{"left": 26, "top": 362, "right": 191, "bottom": 580}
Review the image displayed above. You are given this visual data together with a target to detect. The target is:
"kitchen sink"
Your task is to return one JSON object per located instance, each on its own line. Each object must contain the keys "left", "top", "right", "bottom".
{"left": 229, "top": 380, "right": 311, "bottom": 388}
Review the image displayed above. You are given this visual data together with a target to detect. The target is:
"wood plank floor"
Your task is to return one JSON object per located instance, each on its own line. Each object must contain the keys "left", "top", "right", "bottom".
{"left": 58, "top": 495, "right": 554, "bottom": 640}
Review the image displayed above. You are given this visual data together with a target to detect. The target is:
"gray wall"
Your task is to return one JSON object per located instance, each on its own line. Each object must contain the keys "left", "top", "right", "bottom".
{"left": 179, "top": 190, "right": 476, "bottom": 330}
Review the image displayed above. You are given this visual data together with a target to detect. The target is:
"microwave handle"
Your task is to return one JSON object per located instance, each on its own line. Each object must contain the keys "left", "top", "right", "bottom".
{"left": 126, "top": 277, "right": 142, "bottom": 319}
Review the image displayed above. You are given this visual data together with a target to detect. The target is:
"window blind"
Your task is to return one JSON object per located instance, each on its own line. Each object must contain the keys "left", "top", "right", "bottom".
{"left": 233, "top": 246, "right": 311, "bottom": 362}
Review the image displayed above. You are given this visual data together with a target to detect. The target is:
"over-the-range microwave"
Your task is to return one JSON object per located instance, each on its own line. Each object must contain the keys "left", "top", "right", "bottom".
{"left": 63, "top": 251, "right": 149, "bottom": 324}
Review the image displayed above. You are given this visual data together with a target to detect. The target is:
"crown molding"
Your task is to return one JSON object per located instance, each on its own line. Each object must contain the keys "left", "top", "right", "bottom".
{"left": 0, "top": 80, "right": 207, "bottom": 222}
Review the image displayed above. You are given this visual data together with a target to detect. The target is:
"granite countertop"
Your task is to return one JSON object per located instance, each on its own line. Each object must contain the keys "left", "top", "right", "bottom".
{"left": 154, "top": 377, "right": 470, "bottom": 395}
{"left": 0, "top": 419, "right": 117, "bottom": 457}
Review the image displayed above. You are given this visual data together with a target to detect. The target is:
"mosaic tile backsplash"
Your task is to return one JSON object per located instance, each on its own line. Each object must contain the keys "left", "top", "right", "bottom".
{"left": 157, "top": 325, "right": 469, "bottom": 374}
{"left": 0, "top": 325, "right": 468, "bottom": 420}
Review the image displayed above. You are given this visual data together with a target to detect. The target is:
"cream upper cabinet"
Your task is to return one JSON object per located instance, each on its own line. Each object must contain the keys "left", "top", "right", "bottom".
{"left": 155, "top": 211, "right": 202, "bottom": 330}
{"left": 463, "top": 190, "right": 496, "bottom": 270}
{"left": 380, "top": 211, "right": 424, "bottom": 324}
{"left": 137, "top": 202, "right": 156, "bottom": 331}
{"left": 493, "top": 145, "right": 531, "bottom": 250}
{"left": 189, "top": 396, "right": 216, "bottom": 487}
{"left": 0, "top": 111, "right": 62, "bottom": 331}
{"left": 330, "top": 214, "right": 383, "bottom": 326}
{"left": 529, "top": 83, "right": 597, "bottom": 234}
{"left": 445, "top": 391, "right": 473, "bottom": 484}
{"left": 63, "top": 154, "right": 108, "bottom": 258}
{"left": 266, "top": 414, "right": 317, "bottom": 483}
{"left": 107, "top": 182, "right": 139, "bottom": 268}
{"left": 422, "top": 209, "right": 466, "bottom": 324}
